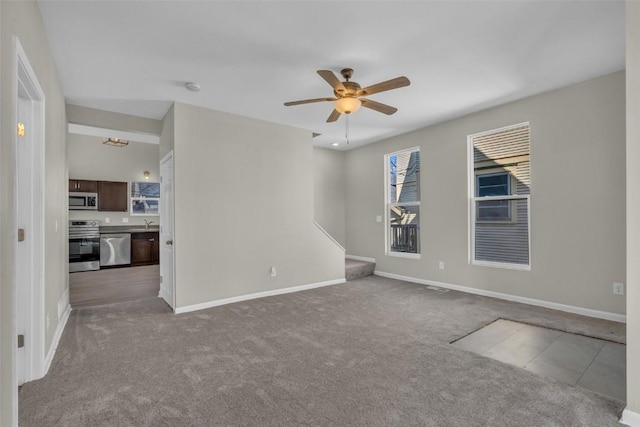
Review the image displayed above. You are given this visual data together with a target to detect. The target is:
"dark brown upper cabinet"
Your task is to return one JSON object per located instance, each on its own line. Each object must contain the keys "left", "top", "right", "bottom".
{"left": 98, "top": 181, "right": 128, "bottom": 212}
{"left": 69, "top": 179, "right": 98, "bottom": 193}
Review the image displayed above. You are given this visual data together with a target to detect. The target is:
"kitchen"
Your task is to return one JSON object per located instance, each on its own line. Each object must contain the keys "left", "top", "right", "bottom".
{"left": 67, "top": 107, "right": 163, "bottom": 308}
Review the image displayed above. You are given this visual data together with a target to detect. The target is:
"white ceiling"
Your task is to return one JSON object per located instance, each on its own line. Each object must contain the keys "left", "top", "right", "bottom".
{"left": 37, "top": 1, "right": 624, "bottom": 150}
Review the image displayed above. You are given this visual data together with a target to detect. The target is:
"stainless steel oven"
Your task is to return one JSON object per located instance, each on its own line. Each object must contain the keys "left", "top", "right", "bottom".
{"left": 69, "top": 220, "right": 100, "bottom": 272}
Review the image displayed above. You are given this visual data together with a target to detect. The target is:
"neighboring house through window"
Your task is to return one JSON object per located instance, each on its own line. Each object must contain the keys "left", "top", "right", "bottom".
{"left": 469, "top": 123, "right": 530, "bottom": 268}
{"left": 130, "top": 181, "right": 160, "bottom": 216}
{"left": 386, "top": 147, "right": 420, "bottom": 257}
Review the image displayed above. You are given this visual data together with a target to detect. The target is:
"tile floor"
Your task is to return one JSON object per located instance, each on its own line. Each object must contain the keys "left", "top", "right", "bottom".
{"left": 452, "top": 319, "right": 626, "bottom": 401}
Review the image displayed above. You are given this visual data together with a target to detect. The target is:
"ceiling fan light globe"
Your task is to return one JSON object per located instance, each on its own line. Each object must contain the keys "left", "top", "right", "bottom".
{"left": 334, "top": 97, "right": 361, "bottom": 114}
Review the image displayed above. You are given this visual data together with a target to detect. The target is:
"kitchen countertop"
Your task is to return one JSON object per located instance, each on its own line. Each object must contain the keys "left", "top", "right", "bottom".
{"left": 99, "top": 225, "right": 160, "bottom": 234}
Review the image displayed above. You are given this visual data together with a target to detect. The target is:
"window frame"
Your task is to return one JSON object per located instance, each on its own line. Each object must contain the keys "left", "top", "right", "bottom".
{"left": 475, "top": 169, "right": 517, "bottom": 224}
{"left": 130, "top": 181, "right": 160, "bottom": 216}
{"left": 467, "top": 123, "right": 531, "bottom": 271}
{"left": 384, "top": 147, "right": 421, "bottom": 259}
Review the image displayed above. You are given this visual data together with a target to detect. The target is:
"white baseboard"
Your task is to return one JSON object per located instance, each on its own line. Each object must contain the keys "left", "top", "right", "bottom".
{"left": 175, "top": 278, "right": 346, "bottom": 315}
{"left": 374, "top": 271, "right": 626, "bottom": 323}
{"left": 44, "top": 302, "right": 71, "bottom": 376}
{"left": 621, "top": 408, "right": 640, "bottom": 426}
{"left": 346, "top": 254, "right": 376, "bottom": 263}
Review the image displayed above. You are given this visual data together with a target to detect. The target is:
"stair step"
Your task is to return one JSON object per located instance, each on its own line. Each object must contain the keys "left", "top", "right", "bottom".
{"left": 345, "top": 259, "right": 375, "bottom": 281}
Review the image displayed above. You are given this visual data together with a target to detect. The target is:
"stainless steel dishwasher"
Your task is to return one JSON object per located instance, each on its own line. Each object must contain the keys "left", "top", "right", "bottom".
{"left": 100, "top": 233, "right": 131, "bottom": 267}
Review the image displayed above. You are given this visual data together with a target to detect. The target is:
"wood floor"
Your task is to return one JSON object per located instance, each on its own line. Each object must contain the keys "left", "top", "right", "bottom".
{"left": 69, "top": 265, "right": 160, "bottom": 309}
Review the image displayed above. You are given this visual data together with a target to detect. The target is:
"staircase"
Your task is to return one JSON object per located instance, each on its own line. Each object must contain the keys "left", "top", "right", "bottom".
{"left": 345, "top": 258, "right": 376, "bottom": 281}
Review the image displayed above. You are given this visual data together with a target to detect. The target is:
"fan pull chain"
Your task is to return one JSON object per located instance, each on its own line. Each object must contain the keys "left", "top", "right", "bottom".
{"left": 345, "top": 114, "right": 350, "bottom": 145}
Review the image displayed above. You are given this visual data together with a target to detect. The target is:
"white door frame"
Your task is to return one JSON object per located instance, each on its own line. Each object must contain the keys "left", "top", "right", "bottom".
{"left": 13, "top": 35, "right": 46, "bottom": 398}
{"left": 159, "top": 151, "right": 176, "bottom": 310}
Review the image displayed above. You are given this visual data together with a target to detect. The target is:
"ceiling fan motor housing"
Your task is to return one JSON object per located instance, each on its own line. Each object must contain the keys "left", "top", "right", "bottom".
{"left": 335, "top": 81, "right": 361, "bottom": 98}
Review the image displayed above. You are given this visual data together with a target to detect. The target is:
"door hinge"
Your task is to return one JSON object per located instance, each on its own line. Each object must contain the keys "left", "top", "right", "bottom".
{"left": 17, "top": 123, "right": 25, "bottom": 138}
{"left": 18, "top": 334, "right": 24, "bottom": 349}
{"left": 18, "top": 228, "right": 25, "bottom": 242}
{"left": 160, "top": 276, "right": 163, "bottom": 283}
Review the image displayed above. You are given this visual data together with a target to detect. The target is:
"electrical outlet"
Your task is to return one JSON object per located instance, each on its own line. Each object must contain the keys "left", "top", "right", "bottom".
{"left": 122, "top": 217, "right": 129, "bottom": 223}
{"left": 104, "top": 217, "right": 110, "bottom": 224}
{"left": 613, "top": 282, "right": 624, "bottom": 295}
{"left": 439, "top": 261, "right": 445, "bottom": 270}
{"left": 270, "top": 266, "right": 277, "bottom": 277}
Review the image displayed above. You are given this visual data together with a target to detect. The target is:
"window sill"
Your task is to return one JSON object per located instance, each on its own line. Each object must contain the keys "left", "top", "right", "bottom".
{"left": 471, "top": 260, "right": 530, "bottom": 271}
{"left": 387, "top": 252, "right": 421, "bottom": 260}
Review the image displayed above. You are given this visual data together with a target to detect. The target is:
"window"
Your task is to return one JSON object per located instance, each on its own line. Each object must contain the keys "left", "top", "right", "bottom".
{"left": 386, "top": 148, "right": 420, "bottom": 256}
{"left": 469, "top": 123, "right": 530, "bottom": 268}
{"left": 476, "top": 171, "right": 513, "bottom": 222}
{"left": 130, "top": 181, "right": 160, "bottom": 216}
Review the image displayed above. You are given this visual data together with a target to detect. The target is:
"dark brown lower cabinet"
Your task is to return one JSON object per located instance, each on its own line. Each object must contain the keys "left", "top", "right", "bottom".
{"left": 131, "top": 232, "right": 159, "bottom": 266}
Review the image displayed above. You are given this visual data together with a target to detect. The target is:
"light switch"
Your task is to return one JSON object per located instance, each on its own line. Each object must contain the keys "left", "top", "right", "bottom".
{"left": 376, "top": 215, "right": 382, "bottom": 223}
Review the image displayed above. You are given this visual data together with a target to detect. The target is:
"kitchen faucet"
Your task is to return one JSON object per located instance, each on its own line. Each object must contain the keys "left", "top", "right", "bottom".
{"left": 144, "top": 219, "right": 154, "bottom": 229}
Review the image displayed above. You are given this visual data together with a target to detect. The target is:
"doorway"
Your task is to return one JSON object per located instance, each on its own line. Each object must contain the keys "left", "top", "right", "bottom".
{"left": 14, "top": 37, "right": 46, "bottom": 389}
{"left": 159, "top": 151, "right": 175, "bottom": 309}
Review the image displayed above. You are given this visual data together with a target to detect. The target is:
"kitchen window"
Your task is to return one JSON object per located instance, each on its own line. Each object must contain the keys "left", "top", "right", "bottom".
{"left": 385, "top": 147, "right": 420, "bottom": 257}
{"left": 130, "top": 181, "right": 160, "bottom": 216}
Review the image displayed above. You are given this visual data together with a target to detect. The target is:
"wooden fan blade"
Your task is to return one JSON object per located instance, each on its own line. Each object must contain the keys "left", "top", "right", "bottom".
{"left": 284, "top": 97, "right": 336, "bottom": 106}
{"left": 357, "top": 76, "right": 410, "bottom": 96}
{"left": 317, "top": 70, "right": 346, "bottom": 92}
{"left": 360, "top": 98, "right": 398, "bottom": 115}
{"left": 326, "top": 109, "right": 341, "bottom": 122}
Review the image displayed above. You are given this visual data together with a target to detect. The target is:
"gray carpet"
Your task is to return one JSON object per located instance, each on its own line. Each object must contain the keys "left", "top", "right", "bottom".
{"left": 19, "top": 275, "right": 626, "bottom": 426}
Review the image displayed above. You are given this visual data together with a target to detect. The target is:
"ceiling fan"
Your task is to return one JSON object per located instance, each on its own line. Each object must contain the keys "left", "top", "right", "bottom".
{"left": 284, "top": 68, "right": 410, "bottom": 122}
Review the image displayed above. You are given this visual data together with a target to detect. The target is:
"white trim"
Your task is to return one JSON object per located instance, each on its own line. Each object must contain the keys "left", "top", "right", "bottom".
{"left": 67, "top": 123, "right": 160, "bottom": 144}
{"left": 314, "top": 221, "right": 345, "bottom": 252}
{"left": 621, "top": 409, "right": 640, "bottom": 426}
{"left": 374, "top": 271, "right": 626, "bottom": 323}
{"left": 43, "top": 303, "right": 71, "bottom": 376}
{"left": 14, "top": 36, "right": 47, "bottom": 400}
{"left": 473, "top": 194, "right": 529, "bottom": 202}
{"left": 174, "top": 278, "right": 346, "bottom": 315}
{"left": 57, "top": 288, "right": 69, "bottom": 320}
{"left": 160, "top": 150, "right": 176, "bottom": 310}
{"left": 346, "top": 254, "right": 376, "bottom": 263}
{"left": 387, "top": 252, "right": 421, "bottom": 260}
{"left": 471, "top": 259, "right": 531, "bottom": 271}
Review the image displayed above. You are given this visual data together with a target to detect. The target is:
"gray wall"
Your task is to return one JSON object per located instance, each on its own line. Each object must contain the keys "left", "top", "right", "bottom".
{"left": 0, "top": 2, "right": 68, "bottom": 424}
{"left": 67, "top": 132, "right": 159, "bottom": 226}
{"left": 345, "top": 71, "right": 626, "bottom": 315}
{"left": 626, "top": 0, "right": 640, "bottom": 417}
{"left": 313, "top": 147, "right": 346, "bottom": 247}
{"left": 171, "top": 103, "right": 344, "bottom": 308}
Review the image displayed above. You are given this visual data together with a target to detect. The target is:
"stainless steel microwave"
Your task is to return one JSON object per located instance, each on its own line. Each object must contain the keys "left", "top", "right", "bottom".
{"left": 69, "top": 192, "right": 98, "bottom": 210}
